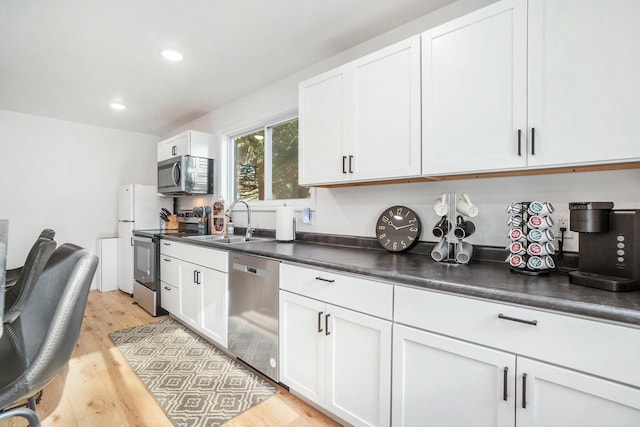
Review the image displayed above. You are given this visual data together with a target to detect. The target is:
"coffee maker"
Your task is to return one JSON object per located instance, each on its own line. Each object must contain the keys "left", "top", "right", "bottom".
{"left": 569, "top": 202, "right": 640, "bottom": 291}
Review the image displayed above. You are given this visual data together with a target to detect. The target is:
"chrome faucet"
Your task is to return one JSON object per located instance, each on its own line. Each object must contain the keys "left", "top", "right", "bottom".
{"left": 225, "top": 199, "right": 254, "bottom": 238}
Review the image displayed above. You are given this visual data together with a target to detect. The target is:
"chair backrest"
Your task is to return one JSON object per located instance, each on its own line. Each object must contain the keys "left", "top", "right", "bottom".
{"left": 3, "top": 237, "right": 57, "bottom": 324}
{"left": 38, "top": 229, "right": 55, "bottom": 240}
{"left": 0, "top": 244, "right": 98, "bottom": 408}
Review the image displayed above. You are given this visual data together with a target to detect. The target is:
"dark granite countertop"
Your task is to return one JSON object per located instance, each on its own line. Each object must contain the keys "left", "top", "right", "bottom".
{"left": 154, "top": 231, "right": 640, "bottom": 327}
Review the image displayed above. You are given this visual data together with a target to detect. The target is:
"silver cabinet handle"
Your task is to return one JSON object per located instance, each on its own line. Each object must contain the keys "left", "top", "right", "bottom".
{"left": 503, "top": 367, "right": 508, "bottom": 401}
{"left": 315, "top": 276, "right": 335, "bottom": 283}
{"left": 325, "top": 313, "right": 331, "bottom": 336}
{"left": 498, "top": 313, "right": 537, "bottom": 326}
{"left": 522, "top": 373, "right": 528, "bottom": 409}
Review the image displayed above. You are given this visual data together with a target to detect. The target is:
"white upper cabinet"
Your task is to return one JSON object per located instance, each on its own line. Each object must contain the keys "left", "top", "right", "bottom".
{"left": 527, "top": 0, "right": 640, "bottom": 167}
{"left": 299, "top": 36, "right": 421, "bottom": 185}
{"left": 422, "top": 0, "right": 640, "bottom": 175}
{"left": 298, "top": 66, "right": 349, "bottom": 185}
{"left": 157, "top": 130, "right": 215, "bottom": 162}
{"left": 422, "top": 0, "right": 527, "bottom": 175}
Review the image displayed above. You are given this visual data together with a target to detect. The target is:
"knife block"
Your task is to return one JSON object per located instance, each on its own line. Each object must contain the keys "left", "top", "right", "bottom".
{"left": 166, "top": 215, "right": 180, "bottom": 230}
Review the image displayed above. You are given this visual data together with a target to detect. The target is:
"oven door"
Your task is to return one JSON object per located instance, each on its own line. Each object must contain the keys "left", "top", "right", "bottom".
{"left": 158, "top": 156, "right": 184, "bottom": 194}
{"left": 133, "top": 236, "right": 155, "bottom": 291}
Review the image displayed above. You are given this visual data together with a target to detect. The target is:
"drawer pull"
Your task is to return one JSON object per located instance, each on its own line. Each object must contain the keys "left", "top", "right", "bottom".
{"left": 163, "top": 242, "right": 171, "bottom": 245}
{"left": 522, "top": 373, "right": 528, "bottom": 409}
{"left": 503, "top": 367, "right": 508, "bottom": 401}
{"left": 315, "top": 276, "right": 335, "bottom": 283}
{"left": 325, "top": 313, "right": 331, "bottom": 336}
{"left": 163, "top": 258, "right": 171, "bottom": 262}
{"left": 318, "top": 311, "right": 324, "bottom": 333}
{"left": 498, "top": 313, "right": 537, "bottom": 326}
{"left": 164, "top": 286, "right": 171, "bottom": 291}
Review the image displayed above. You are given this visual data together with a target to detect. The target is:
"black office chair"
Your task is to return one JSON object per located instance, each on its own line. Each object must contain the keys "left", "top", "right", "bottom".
{"left": 4, "top": 229, "right": 55, "bottom": 289}
{"left": 0, "top": 243, "right": 98, "bottom": 427}
{"left": 3, "top": 237, "right": 57, "bottom": 324}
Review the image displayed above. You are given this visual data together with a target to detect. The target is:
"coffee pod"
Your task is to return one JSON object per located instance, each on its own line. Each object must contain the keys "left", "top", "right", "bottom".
{"left": 508, "top": 254, "right": 526, "bottom": 268}
{"left": 509, "top": 241, "right": 527, "bottom": 255}
{"left": 527, "top": 242, "right": 555, "bottom": 256}
{"left": 507, "top": 215, "right": 525, "bottom": 227}
{"left": 506, "top": 203, "right": 524, "bottom": 215}
{"left": 527, "top": 215, "right": 554, "bottom": 229}
{"left": 528, "top": 201, "right": 554, "bottom": 215}
{"left": 527, "top": 256, "right": 544, "bottom": 270}
{"left": 527, "top": 228, "right": 555, "bottom": 243}
{"left": 432, "top": 193, "right": 448, "bottom": 216}
{"left": 544, "top": 256, "right": 556, "bottom": 269}
{"left": 508, "top": 228, "right": 525, "bottom": 241}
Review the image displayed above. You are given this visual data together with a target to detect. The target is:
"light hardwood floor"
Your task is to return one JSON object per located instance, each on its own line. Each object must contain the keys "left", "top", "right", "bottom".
{"left": 1, "top": 290, "right": 340, "bottom": 427}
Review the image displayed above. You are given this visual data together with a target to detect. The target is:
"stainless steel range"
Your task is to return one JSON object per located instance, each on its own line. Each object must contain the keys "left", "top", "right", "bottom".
{"left": 228, "top": 252, "right": 280, "bottom": 382}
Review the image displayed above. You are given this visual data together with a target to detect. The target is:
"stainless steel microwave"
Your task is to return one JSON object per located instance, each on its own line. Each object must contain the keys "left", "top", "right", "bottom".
{"left": 158, "top": 155, "right": 213, "bottom": 195}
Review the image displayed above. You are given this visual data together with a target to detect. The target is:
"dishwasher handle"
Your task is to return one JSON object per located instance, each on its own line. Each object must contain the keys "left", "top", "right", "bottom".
{"left": 245, "top": 266, "right": 257, "bottom": 274}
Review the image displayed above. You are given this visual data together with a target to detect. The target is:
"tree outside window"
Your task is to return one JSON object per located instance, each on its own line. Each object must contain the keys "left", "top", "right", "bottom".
{"left": 232, "top": 118, "right": 309, "bottom": 201}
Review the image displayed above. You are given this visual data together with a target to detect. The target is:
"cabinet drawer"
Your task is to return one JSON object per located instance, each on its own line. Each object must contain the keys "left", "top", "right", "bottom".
{"left": 280, "top": 263, "right": 393, "bottom": 320}
{"left": 394, "top": 286, "right": 640, "bottom": 388}
{"left": 160, "top": 240, "right": 228, "bottom": 272}
{"left": 160, "top": 282, "right": 179, "bottom": 314}
{"left": 160, "top": 255, "right": 180, "bottom": 287}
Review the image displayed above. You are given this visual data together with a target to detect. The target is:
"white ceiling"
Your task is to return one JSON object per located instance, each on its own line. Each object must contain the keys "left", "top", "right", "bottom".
{"left": 0, "top": 0, "right": 455, "bottom": 136}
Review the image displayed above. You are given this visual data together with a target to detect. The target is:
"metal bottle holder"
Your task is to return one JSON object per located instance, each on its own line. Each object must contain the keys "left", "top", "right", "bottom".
{"left": 506, "top": 201, "right": 557, "bottom": 275}
{"left": 430, "top": 192, "right": 476, "bottom": 265}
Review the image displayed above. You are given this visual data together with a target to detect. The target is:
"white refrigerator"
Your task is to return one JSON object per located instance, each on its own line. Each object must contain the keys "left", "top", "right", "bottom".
{"left": 117, "top": 184, "right": 171, "bottom": 294}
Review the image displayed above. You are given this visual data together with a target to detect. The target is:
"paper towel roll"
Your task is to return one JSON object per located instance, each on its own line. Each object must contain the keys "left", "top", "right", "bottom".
{"left": 276, "top": 206, "right": 295, "bottom": 241}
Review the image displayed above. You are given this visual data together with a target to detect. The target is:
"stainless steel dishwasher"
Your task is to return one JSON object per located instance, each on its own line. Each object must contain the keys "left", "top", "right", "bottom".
{"left": 228, "top": 252, "right": 280, "bottom": 383}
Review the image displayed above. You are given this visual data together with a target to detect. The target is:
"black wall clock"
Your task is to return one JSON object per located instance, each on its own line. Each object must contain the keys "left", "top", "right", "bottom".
{"left": 375, "top": 205, "right": 422, "bottom": 252}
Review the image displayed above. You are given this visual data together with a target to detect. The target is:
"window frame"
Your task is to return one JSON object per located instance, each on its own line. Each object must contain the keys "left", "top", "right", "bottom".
{"left": 227, "top": 114, "right": 314, "bottom": 210}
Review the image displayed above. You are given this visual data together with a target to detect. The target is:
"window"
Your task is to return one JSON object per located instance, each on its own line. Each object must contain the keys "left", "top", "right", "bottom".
{"left": 231, "top": 118, "right": 310, "bottom": 201}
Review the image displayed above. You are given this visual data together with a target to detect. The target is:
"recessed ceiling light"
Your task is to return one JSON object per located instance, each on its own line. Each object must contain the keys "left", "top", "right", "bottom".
{"left": 110, "top": 103, "right": 126, "bottom": 111}
{"left": 162, "top": 49, "right": 183, "bottom": 61}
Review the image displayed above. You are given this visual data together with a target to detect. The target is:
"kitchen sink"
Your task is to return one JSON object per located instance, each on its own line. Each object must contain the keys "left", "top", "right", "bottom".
{"left": 184, "top": 234, "right": 275, "bottom": 244}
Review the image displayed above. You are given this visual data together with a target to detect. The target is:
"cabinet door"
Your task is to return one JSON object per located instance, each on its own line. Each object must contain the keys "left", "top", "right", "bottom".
{"left": 200, "top": 268, "right": 228, "bottom": 348}
{"left": 422, "top": 0, "right": 527, "bottom": 174}
{"left": 392, "top": 324, "right": 515, "bottom": 427}
{"left": 159, "top": 255, "right": 180, "bottom": 287}
{"left": 350, "top": 36, "right": 421, "bottom": 181}
{"left": 325, "top": 304, "right": 392, "bottom": 427}
{"left": 279, "top": 291, "right": 325, "bottom": 404}
{"left": 528, "top": 0, "right": 640, "bottom": 167}
{"left": 516, "top": 357, "right": 640, "bottom": 427}
{"left": 179, "top": 261, "right": 201, "bottom": 328}
{"left": 298, "top": 66, "right": 349, "bottom": 185}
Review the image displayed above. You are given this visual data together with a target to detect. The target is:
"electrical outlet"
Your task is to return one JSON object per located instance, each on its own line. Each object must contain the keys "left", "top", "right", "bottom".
{"left": 554, "top": 213, "right": 573, "bottom": 239}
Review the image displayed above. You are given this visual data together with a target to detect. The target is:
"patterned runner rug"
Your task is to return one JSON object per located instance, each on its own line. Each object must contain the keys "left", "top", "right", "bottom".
{"left": 109, "top": 318, "right": 276, "bottom": 427}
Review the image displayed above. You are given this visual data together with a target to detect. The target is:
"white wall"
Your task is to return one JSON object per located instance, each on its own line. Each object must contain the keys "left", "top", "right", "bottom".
{"left": 169, "top": 0, "right": 640, "bottom": 253}
{"left": 0, "top": 109, "right": 158, "bottom": 280}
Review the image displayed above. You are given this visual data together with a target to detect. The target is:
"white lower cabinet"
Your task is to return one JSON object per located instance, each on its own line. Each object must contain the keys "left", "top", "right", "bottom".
{"left": 516, "top": 358, "right": 640, "bottom": 427}
{"left": 393, "top": 286, "right": 640, "bottom": 427}
{"left": 392, "top": 324, "right": 516, "bottom": 427}
{"left": 159, "top": 240, "right": 228, "bottom": 348}
{"left": 280, "top": 290, "right": 392, "bottom": 426}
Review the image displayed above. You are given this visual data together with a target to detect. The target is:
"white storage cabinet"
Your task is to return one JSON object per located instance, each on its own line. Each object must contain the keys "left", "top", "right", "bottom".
{"left": 279, "top": 263, "right": 393, "bottom": 427}
{"left": 159, "top": 239, "right": 228, "bottom": 348}
{"left": 157, "top": 130, "right": 215, "bottom": 162}
{"left": 421, "top": 0, "right": 640, "bottom": 175}
{"left": 299, "top": 35, "right": 421, "bottom": 185}
{"left": 392, "top": 286, "right": 640, "bottom": 427}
